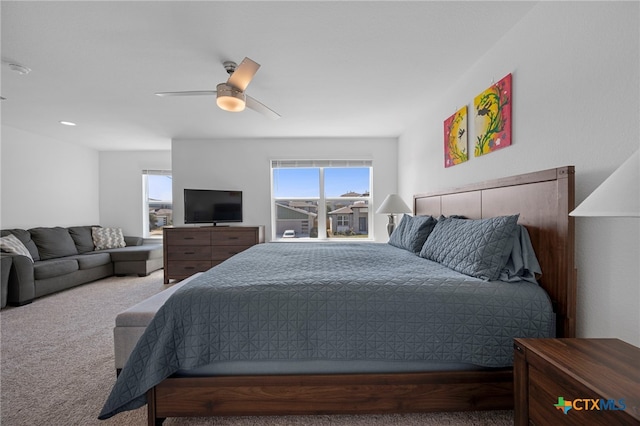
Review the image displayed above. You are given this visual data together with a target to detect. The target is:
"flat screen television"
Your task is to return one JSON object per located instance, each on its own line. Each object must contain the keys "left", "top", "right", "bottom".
{"left": 184, "top": 189, "right": 243, "bottom": 225}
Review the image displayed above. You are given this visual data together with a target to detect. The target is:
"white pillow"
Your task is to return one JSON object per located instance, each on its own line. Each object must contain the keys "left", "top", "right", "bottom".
{"left": 91, "top": 227, "right": 126, "bottom": 250}
{"left": 0, "top": 233, "right": 34, "bottom": 262}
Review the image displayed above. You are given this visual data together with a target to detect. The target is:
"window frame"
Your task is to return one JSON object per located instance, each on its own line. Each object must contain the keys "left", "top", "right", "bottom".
{"left": 270, "top": 160, "right": 372, "bottom": 241}
{"left": 142, "top": 169, "right": 173, "bottom": 239}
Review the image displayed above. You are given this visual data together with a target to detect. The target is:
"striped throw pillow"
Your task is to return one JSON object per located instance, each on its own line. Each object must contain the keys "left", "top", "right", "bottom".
{"left": 91, "top": 227, "right": 126, "bottom": 250}
{"left": 0, "top": 233, "right": 34, "bottom": 262}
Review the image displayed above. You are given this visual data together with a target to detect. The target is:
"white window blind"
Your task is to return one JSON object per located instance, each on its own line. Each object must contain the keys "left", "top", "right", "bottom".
{"left": 271, "top": 160, "right": 372, "bottom": 169}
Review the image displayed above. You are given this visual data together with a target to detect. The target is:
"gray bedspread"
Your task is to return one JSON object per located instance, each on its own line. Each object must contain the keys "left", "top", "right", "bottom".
{"left": 99, "top": 242, "right": 554, "bottom": 419}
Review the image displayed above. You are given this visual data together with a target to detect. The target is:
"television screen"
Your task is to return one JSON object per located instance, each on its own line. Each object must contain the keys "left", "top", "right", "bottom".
{"left": 184, "top": 189, "right": 243, "bottom": 224}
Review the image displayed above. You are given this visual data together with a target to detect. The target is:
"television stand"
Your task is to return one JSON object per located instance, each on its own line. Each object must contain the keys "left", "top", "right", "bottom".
{"left": 163, "top": 226, "right": 265, "bottom": 284}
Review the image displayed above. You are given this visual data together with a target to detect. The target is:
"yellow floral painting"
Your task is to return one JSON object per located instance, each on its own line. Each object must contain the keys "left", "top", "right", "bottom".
{"left": 444, "top": 106, "right": 468, "bottom": 168}
{"left": 474, "top": 73, "right": 512, "bottom": 157}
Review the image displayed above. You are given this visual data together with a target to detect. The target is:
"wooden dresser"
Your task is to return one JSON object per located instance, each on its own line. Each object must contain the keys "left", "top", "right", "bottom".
{"left": 514, "top": 338, "right": 640, "bottom": 426}
{"left": 163, "top": 226, "right": 264, "bottom": 283}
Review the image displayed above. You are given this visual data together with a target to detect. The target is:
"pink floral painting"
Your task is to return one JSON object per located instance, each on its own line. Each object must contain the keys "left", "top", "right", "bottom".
{"left": 474, "top": 73, "right": 512, "bottom": 157}
{"left": 444, "top": 106, "right": 468, "bottom": 168}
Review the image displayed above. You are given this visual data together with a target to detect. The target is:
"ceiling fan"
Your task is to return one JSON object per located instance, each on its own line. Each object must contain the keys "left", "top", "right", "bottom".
{"left": 155, "top": 57, "right": 280, "bottom": 120}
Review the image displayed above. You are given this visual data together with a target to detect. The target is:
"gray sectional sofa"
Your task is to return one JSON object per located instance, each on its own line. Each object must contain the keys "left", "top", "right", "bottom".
{"left": 0, "top": 226, "right": 163, "bottom": 306}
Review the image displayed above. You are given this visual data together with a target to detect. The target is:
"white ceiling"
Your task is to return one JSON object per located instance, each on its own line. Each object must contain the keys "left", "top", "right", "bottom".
{"left": 1, "top": 1, "right": 537, "bottom": 151}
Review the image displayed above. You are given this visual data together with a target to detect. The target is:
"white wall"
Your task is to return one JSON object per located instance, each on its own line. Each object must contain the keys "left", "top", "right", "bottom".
{"left": 99, "top": 150, "right": 171, "bottom": 236}
{"left": 171, "top": 137, "right": 398, "bottom": 242}
{"left": 398, "top": 2, "right": 640, "bottom": 345}
{"left": 0, "top": 126, "right": 100, "bottom": 228}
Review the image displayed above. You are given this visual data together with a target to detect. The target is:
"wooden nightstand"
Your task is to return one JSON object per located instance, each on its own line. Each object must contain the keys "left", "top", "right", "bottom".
{"left": 513, "top": 338, "right": 640, "bottom": 425}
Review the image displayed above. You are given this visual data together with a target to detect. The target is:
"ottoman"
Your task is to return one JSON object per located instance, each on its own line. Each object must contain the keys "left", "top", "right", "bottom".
{"left": 114, "top": 272, "right": 203, "bottom": 372}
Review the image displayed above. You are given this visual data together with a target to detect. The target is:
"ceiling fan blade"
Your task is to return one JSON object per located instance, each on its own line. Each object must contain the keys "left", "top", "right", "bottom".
{"left": 227, "top": 57, "right": 260, "bottom": 91}
{"left": 246, "top": 95, "right": 281, "bottom": 120}
{"left": 155, "top": 91, "right": 216, "bottom": 97}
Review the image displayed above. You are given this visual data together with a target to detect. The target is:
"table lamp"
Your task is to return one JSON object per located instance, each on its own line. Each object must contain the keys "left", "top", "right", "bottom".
{"left": 376, "top": 194, "right": 412, "bottom": 236}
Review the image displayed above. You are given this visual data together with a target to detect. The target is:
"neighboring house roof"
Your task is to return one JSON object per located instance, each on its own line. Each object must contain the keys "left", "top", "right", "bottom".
{"left": 329, "top": 200, "right": 369, "bottom": 215}
{"left": 276, "top": 204, "right": 317, "bottom": 220}
{"left": 328, "top": 206, "right": 353, "bottom": 215}
{"left": 288, "top": 201, "right": 317, "bottom": 210}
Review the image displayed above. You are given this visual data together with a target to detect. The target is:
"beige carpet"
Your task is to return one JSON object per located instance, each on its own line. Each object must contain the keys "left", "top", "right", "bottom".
{"left": 1, "top": 271, "right": 513, "bottom": 425}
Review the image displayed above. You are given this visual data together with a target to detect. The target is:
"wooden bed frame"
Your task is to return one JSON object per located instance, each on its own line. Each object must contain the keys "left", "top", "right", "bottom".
{"left": 146, "top": 166, "right": 576, "bottom": 425}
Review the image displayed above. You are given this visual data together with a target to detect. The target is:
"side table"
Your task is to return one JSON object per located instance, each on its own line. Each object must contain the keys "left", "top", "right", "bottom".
{"left": 514, "top": 338, "right": 640, "bottom": 425}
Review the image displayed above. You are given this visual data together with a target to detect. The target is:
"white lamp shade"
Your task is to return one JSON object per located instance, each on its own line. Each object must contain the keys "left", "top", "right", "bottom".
{"left": 376, "top": 194, "right": 411, "bottom": 214}
{"left": 570, "top": 150, "right": 640, "bottom": 217}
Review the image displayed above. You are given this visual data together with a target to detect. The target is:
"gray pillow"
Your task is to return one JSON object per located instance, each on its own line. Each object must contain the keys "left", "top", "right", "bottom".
{"left": 29, "top": 227, "right": 79, "bottom": 260}
{"left": 388, "top": 214, "right": 410, "bottom": 248}
{"left": 68, "top": 226, "right": 98, "bottom": 253}
{"left": 419, "top": 215, "right": 519, "bottom": 280}
{"left": 389, "top": 214, "right": 438, "bottom": 253}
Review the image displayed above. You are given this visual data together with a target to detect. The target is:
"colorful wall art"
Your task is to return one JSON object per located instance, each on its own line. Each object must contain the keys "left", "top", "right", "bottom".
{"left": 444, "top": 106, "right": 468, "bottom": 168}
{"left": 474, "top": 73, "right": 512, "bottom": 157}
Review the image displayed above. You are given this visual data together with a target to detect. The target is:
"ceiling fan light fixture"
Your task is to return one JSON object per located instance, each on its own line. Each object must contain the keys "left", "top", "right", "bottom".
{"left": 216, "top": 83, "right": 246, "bottom": 112}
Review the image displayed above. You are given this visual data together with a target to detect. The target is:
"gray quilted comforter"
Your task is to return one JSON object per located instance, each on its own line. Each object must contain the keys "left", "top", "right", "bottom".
{"left": 99, "top": 242, "right": 554, "bottom": 419}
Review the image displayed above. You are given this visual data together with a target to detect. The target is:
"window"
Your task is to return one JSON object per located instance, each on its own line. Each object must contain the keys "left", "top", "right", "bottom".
{"left": 142, "top": 170, "right": 173, "bottom": 238}
{"left": 271, "top": 160, "right": 372, "bottom": 240}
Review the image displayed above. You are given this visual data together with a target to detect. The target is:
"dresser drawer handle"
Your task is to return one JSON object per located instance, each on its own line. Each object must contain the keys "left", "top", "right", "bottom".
{"left": 184, "top": 266, "right": 195, "bottom": 270}
{"left": 514, "top": 344, "right": 523, "bottom": 353}
{"left": 184, "top": 251, "right": 195, "bottom": 255}
{"left": 227, "top": 236, "right": 239, "bottom": 240}
{"left": 183, "top": 237, "right": 195, "bottom": 240}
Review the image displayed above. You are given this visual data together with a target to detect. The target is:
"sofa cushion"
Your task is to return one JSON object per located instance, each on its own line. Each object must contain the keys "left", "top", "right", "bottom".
{"left": 0, "top": 233, "right": 34, "bottom": 262}
{"left": 92, "top": 227, "right": 126, "bottom": 250}
{"left": 33, "top": 258, "right": 79, "bottom": 280}
{"left": 29, "top": 227, "right": 79, "bottom": 260}
{"left": 104, "top": 245, "right": 163, "bottom": 262}
{"left": 0, "top": 229, "right": 40, "bottom": 261}
{"left": 68, "top": 253, "right": 112, "bottom": 269}
{"left": 68, "top": 226, "right": 97, "bottom": 253}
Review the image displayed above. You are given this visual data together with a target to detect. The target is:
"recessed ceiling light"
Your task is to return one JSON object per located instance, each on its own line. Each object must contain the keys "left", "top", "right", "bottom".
{"left": 59, "top": 121, "right": 77, "bottom": 126}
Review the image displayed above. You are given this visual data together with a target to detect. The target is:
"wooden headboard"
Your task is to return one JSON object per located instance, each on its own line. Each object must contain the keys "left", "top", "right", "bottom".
{"left": 414, "top": 166, "right": 576, "bottom": 338}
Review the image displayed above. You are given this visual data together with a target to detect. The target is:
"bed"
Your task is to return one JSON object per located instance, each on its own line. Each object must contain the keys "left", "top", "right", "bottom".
{"left": 99, "top": 166, "right": 576, "bottom": 425}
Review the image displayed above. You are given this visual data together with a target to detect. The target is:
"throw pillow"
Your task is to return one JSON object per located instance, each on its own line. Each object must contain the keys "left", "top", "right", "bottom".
{"left": 29, "top": 227, "right": 79, "bottom": 260}
{"left": 419, "top": 214, "right": 519, "bottom": 281}
{"left": 0, "top": 233, "right": 34, "bottom": 262}
{"left": 92, "top": 227, "right": 126, "bottom": 250}
{"left": 388, "top": 214, "right": 410, "bottom": 248}
{"left": 389, "top": 214, "right": 437, "bottom": 253}
{"left": 68, "top": 226, "right": 99, "bottom": 253}
{"left": 1, "top": 229, "right": 40, "bottom": 261}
